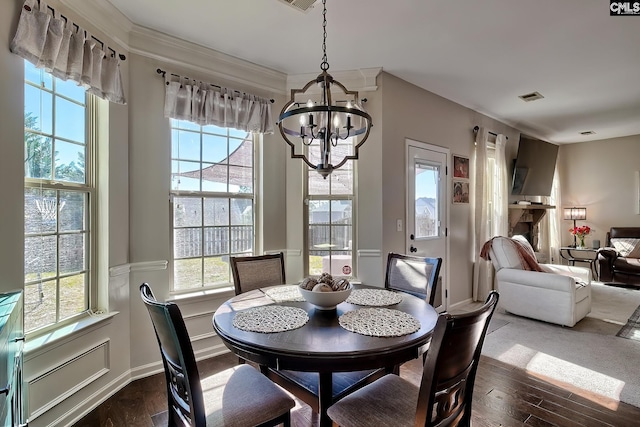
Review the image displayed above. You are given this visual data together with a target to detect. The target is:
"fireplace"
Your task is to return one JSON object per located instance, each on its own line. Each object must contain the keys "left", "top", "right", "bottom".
{"left": 508, "top": 204, "right": 555, "bottom": 252}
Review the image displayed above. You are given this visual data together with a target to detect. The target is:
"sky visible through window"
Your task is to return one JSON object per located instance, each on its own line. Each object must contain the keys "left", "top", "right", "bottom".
{"left": 416, "top": 168, "right": 437, "bottom": 199}
{"left": 171, "top": 119, "right": 247, "bottom": 192}
{"left": 25, "top": 61, "right": 87, "bottom": 177}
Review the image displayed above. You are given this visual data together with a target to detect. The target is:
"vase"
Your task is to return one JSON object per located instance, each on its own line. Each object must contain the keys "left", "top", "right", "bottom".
{"left": 577, "top": 236, "right": 586, "bottom": 249}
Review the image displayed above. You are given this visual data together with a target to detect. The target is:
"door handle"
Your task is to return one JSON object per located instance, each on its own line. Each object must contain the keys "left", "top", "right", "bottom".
{"left": 410, "top": 234, "right": 415, "bottom": 240}
{"left": 410, "top": 245, "right": 417, "bottom": 253}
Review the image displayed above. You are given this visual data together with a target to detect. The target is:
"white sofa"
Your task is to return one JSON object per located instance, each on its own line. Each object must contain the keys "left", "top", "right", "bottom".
{"left": 487, "top": 236, "right": 591, "bottom": 327}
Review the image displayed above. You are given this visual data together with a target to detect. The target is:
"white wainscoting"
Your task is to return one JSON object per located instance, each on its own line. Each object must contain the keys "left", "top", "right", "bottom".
{"left": 28, "top": 340, "right": 110, "bottom": 420}
{"left": 357, "top": 249, "right": 383, "bottom": 287}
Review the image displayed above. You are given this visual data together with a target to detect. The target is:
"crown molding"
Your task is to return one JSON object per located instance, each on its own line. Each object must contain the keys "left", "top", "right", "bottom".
{"left": 286, "top": 67, "right": 382, "bottom": 93}
{"left": 58, "top": 0, "right": 132, "bottom": 52}
{"left": 129, "top": 25, "right": 288, "bottom": 96}
{"left": 52, "top": 1, "right": 378, "bottom": 97}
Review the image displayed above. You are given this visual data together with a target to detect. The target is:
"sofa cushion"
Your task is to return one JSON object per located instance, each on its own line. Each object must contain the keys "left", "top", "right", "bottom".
{"left": 610, "top": 238, "right": 640, "bottom": 258}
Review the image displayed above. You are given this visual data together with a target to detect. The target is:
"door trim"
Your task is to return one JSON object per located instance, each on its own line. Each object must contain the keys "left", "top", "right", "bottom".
{"left": 405, "top": 138, "right": 450, "bottom": 311}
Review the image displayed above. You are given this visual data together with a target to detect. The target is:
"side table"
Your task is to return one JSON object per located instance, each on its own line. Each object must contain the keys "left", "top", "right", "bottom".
{"left": 559, "top": 247, "right": 599, "bottom": 280}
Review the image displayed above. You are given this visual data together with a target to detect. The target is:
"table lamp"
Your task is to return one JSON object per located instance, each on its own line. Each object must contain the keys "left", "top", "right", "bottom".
{"left": 563, "top": 207, "right": 587, "bottom": 247}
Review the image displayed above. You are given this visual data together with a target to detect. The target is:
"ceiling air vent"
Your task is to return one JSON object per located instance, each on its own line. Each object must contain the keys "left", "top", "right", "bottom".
{"left": 278, "top": 0, "right": 317, "bottom": 12}
{"left": 518, "top": 91, "right": 544, "bottom": 102}
{"left": 580, "top": 131, "right": 596, "bottom": 135}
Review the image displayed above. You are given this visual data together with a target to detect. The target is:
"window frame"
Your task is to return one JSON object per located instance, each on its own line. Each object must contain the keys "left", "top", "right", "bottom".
{"left": 169, "top": 120, "right": 256, "bottom": 294}
{"left": 303, "top": 139, "right": 357, "bottom": 278}
{"left": 23, "top": 63, "right": 97, "bottom": 336}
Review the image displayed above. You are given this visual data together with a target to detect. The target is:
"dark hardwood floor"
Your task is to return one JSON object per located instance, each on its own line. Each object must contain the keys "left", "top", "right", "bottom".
{"left": 73, "top": 351, "right": 640, "bottom": 426}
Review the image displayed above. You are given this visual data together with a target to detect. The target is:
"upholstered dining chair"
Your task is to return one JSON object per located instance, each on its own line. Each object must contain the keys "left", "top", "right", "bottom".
{"left": 229, "top": 253, "right": 385, "bottom": 417}
{"left": 140, "top": 283, "right": 295, "bottom": 427}
{"left": 327, "top": 291, "right": 499, "bottom": 427}
{"left": 230, "top": 252, "right": 286, "bottom": 295}
{"left": 385, "top": 253, "right": 442, "bottom": 306}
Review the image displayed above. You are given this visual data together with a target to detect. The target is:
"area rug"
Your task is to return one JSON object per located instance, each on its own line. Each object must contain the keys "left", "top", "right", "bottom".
{"left": 482, "top": 282, "right": 640, "bottom": 408}
{"left": 617, "top": 304, "right": 640, "bottom": 342}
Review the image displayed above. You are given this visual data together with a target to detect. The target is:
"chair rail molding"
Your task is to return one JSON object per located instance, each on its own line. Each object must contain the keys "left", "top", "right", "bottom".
{"left": 109, "top": 260, "right": 168, "bottom": 277}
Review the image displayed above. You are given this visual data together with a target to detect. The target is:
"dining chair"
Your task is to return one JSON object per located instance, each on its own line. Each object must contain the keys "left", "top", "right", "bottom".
{"left": 385, "top": 252, "right": 442, "bottom": 305}
{"left": 229, "top": 253, "right": 385, "bottom": 417}
{"left": 139, "top": 283, "right": 295, "bottom": 427}
{"left": 327, "top": 291, "right": 499, "bottom": 427}
{"left": 230, "top": 252, "right": 286, "bottom": 295}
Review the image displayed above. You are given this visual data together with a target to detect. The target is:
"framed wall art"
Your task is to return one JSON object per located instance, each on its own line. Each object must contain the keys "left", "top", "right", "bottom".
{"left": 453, "top": 180, "right": 469, "bottom": 204}
{"left": 453, "top": 155, "right": 469, "bottom": 179}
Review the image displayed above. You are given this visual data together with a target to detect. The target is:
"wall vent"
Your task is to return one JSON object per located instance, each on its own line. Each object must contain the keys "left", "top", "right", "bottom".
{"left": 518, "top": 91, "right": 544, "bottom": 102}
{"left": 580, "top": 131, "right": 596, "bottom": 135}
{"left": 278, "top": 0, "right": 317, "bottom": 12}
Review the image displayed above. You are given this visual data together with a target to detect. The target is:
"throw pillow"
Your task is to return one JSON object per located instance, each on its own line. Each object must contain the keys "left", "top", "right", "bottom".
{"left": 610, "top": 238, "right": 640, "bottom": 258}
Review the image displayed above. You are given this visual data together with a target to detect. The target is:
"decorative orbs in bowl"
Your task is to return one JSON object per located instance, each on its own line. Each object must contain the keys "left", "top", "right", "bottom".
{"left": 298, "top": 273, "right": 351, "bottom": 310}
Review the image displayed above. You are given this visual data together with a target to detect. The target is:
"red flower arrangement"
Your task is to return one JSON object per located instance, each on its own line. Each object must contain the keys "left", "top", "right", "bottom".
{"left": 569, "top": 225, "right": 591, "bottom": 247}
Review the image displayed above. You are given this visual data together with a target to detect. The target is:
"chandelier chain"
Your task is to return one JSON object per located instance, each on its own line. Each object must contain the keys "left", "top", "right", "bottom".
{"left": 321, "top": 0, "right": 329, "bottom": 71}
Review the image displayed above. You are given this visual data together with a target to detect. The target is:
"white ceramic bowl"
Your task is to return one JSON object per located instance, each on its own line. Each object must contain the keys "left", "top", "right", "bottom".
{"left": 299, "top": 285, "right": 352, "bottom": 310}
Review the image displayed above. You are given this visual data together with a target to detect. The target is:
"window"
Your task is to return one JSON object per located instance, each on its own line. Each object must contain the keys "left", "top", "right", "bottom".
{"left": 170, "top": 120, "right": 254, "bottom": 291}
{"left": 23, "top": 60, "right": 94, "bottom": 333}
{"left": 414, "top": 162, "right": 439, "bottom": 238}
{"left": 306, "top": 139, "right": 355, "bottom": 277}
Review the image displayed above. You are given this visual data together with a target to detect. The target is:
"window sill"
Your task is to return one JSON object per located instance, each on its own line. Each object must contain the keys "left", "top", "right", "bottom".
{"left": 25, "top": 311, "right": 119, "bottom": 357}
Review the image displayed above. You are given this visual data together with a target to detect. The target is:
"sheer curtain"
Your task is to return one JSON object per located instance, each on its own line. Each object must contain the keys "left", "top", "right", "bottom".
{"left": 542, "top": 169, "right": 563, "bottom": 264}
{"left": 163, "top": 73, "right": 273, "bottom": 133}
{"left": 472, "top": 128, "right": 508, "bottom": 301}
{"left": 10, "top": 0, "right": 126, "bottom": 104}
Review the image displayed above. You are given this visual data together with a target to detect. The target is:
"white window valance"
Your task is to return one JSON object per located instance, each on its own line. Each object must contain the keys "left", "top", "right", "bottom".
{"left": 10, "top": 0, "right": 126, "bottom": 104}
{"left": 163, "top": 73, "right": 274, "bottom": 134}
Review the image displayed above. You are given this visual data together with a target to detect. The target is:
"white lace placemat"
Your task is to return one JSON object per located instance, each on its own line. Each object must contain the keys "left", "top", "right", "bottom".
{"left": 233, "top": 306, "right": 309, "bottom": 333}
{"left": 263, "top": 285, "right": 305, "bottom": 302}
{"left": 339, "top": 308, "right": 420, "bottom": 337}
{"left": 346, "top": 289, "right": 402, "bottom": 306}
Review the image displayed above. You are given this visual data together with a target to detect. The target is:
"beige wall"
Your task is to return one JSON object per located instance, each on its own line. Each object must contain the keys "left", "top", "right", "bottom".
{"left": 379, "top": 73, "right": 521, "bottom": 305}
{"left": 558, "top": 135, "right": 640, "bottom": 247}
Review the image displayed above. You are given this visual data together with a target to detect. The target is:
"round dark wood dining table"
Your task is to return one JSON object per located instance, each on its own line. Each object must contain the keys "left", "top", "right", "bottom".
{"left": 212, "top": 284, "right": 438, "bottom": 427}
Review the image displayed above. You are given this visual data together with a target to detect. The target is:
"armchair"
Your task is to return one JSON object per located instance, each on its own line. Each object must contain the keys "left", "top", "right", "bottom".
{"left": 597, "top": 227, "right": 640, "bottom": 287}
{"left": 482, "top": 236, "right": 591, "bottom": 327}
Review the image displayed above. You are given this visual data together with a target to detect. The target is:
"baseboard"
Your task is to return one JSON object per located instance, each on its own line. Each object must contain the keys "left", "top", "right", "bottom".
{"left": 52, "top": 345, "right": 231, "bottom": 427}
{"left": 449, "top": 297, "right": 474, "bottom": 311}
{"left": 57, "top": 370, "right": 131, "bottom": 427}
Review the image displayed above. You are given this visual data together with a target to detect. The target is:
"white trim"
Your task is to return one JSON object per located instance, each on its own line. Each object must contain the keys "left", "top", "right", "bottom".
{"left": 190, "top": 331, "right": 218, "bottom": 342}
{"left": 286, "top": 67, "right": 381, "bottom": 93}
{"left": 108, "top": 264, "right": 130, "bottom": 277}
{"left": 130, "top": 25, "right": 287, "bottom": 96}
{"left": 25, "top": 311, "right": 118, "bottom": 356}
{"left": 60, "top": 345, "right": 230, "bottom": 427}
{"left": 130, "top": 260, "right": 168, "bottom": 272}
{"left": 448, "top": 298, "right": 474, "bottom": 311}
{"left": 357, "top": 249, "right": 382, "bottom": 257}
{"left": 108, "top": 261, "right": 168, "bottom": 277}
{"left": 405, "top": 139, "right": 451, "bottom": 311}
{"left": 27, "top": 340, "right": 111, "bottom": 420}
{"left": 182, "top": 310, "right": 216, "bottom": 321}
{"left": 284, "top": 249, "right": 303, "bottom": 257}
{"left": 54, "top": 369, "right": 131, "bottom": 427}
{"left": 59, "top": 0, "right": 132, "bottom": 52}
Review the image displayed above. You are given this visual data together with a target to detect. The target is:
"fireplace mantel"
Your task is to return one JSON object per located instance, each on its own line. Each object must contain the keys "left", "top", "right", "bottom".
{"left": 508, "top": 204, "right": 556, "bottom": 251}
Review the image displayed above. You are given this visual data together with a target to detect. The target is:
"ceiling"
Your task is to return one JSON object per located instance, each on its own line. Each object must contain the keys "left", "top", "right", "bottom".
{"left": 105, "top": 0, "right": 640, "bottom": 144}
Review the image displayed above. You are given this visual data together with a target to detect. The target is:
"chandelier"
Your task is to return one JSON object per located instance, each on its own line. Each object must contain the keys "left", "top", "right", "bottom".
{"left": 277, "top": 0, "right": 372, "bottom": 179}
